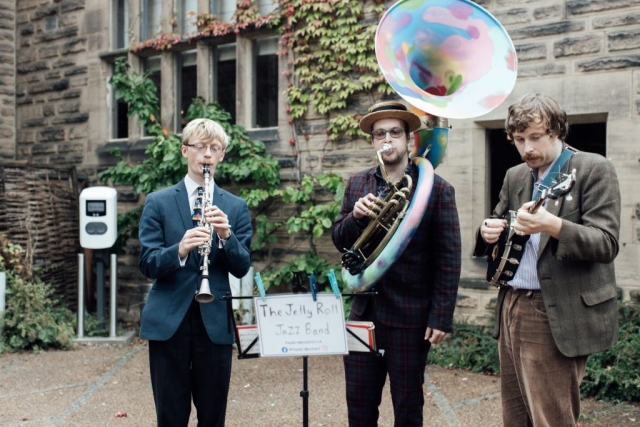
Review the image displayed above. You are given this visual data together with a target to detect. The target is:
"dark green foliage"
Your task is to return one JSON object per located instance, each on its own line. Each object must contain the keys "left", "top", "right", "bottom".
{"left": 581, "top": 302, "right": 640, "bottom": 402}
{"left": 429, "top": 304, "right": 640, "bottom": 403}
{"left": 0, "top": 234, "right": 75, "bottom": 352}
{"left": 428, "top": 322, "right": 501, "bottom": 374}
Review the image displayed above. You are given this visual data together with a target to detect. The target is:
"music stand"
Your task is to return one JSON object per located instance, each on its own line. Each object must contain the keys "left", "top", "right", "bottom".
{"left": 225, "top": 274, "right": 380, "bottom": 427}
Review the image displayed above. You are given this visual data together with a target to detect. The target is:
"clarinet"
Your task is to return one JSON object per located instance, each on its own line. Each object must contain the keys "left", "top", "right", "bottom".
{"left": 195, "top": 165, "right": 214, "bottom": 303}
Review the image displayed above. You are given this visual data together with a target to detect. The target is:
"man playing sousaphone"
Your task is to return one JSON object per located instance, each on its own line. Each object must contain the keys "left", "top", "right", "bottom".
{"left": 332, "top": 101, "right": 461, "bottom": 426}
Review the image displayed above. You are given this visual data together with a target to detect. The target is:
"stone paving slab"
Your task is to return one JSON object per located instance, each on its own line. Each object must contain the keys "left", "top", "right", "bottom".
{"left": 0, "top": 341, "right": 638, "bottom": 426}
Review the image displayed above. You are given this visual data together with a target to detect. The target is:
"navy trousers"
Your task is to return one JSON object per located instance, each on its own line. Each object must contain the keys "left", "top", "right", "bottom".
{"left": 148, "top": 300, "right": 232, "bottom": 427}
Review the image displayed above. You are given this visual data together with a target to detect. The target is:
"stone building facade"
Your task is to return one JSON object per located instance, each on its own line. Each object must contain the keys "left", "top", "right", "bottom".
{"left": 0, "top": 0, "right": 15, "bottom": 158}
{"left": 1, "top": 0, "right": 639, "bottom": 325}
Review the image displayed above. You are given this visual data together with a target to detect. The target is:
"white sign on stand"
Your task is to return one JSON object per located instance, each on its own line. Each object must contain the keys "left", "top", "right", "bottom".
{"left": 254, "top": 293, "right": 348, "bottom": 357}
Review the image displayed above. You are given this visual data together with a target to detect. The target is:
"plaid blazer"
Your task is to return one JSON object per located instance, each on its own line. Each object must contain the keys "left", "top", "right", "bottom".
{"left": 332, "top": 165, "right": 461, "bottom": 332}
{"left": 474, "top": 151, "right": 621, "bottom": 357}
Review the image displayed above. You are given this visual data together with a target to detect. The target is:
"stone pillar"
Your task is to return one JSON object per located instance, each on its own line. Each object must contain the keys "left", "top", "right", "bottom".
{"left": 0, "top": 0, "right": 16, "bottom": 160}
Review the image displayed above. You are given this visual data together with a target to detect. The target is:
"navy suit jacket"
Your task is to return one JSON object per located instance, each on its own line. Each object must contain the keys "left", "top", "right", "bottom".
{"left": 332, "top": 165, "right": 461, "bottom": 332}
{"left": 139, "top": 179, "right": 252, "bottom": 344}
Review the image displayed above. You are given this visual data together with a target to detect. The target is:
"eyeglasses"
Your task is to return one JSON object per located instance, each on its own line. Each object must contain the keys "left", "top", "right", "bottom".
{"left": 185, "top": 143, "right": 224, "bottom": 153}
{"left": 371, "top": 127, "right": 405, "bottom": 140}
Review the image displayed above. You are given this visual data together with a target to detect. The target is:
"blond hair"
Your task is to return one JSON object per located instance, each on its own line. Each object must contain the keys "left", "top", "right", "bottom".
{"left": 182, "top": 118, "right": 229, "bottom": 149}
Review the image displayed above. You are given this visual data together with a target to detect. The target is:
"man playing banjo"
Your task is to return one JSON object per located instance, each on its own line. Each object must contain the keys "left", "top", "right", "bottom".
{"left": 475, "top": 93, "right": 621, "bottom": 427}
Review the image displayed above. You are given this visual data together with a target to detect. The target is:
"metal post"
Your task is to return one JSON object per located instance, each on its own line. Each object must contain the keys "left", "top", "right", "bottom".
{"left": 0, "top": 271, "right": 6, "bottom": 338}
{"left": 301, "top": 356, "right": 309, "bottom": 427}
{"left": 77, "top": 253, "right": 84, "bottom": 339}
{"left": 110, "top": 254, "right": 117, "bottom": 338}
{"left": 96, "top": 252, "right": 105, "bottom": 329}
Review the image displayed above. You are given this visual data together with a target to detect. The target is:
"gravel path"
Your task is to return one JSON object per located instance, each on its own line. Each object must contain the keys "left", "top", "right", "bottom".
{"left": 0, "top": 341, "right": 637, "bottom": 426}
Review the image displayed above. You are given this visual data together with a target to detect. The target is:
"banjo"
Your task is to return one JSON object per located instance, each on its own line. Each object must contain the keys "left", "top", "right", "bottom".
{"left": 486, "top": 169, "right": 577, "bottom": 288}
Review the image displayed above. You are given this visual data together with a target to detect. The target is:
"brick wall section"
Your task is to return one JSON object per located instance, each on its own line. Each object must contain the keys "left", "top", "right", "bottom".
{"left": 0, "top": 0, "right": 15, "bottom": 160}
{"left": 15, "top": 0, "right": 87, "bottom": 166}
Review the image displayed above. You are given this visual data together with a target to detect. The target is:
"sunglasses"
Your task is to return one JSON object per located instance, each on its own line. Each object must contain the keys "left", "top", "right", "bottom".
{"left": 371, "top": 127, "right": 405, "bottom": 140}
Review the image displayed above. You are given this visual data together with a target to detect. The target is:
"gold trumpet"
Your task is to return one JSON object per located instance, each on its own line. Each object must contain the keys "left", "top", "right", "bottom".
{"left": 195, "top": 164, "right": 214, "bottom": 303}
{"left": 342, "top": 144, "right": 412, "bottom": 275}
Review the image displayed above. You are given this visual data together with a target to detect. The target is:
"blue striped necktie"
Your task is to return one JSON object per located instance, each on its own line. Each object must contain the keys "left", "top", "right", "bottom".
{"left": 191, "top": 186, "right": 204, "bottom": 227}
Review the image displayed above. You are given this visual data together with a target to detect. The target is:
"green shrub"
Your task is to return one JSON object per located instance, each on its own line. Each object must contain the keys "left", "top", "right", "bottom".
{"left": 428, "top": 322, "right": 500, "bottom": 374}
{"left": 0, "top": 234, "right": 76, "bottom": 353}
{"left": 429, "top": 303, "right": 640, "bottom": 403}
{"left": 581, "top": 302, "right": 640, "bottom": 402}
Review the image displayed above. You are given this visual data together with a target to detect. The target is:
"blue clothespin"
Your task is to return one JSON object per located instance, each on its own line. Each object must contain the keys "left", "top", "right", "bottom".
{"left": 328, "top": 269, "right": 341, "bottom": 299}
{"left": 255, "top": 272, "right": 266, "bottom": 301}
{"left": 308, "top": 273, "right": 317, "bottom": 302}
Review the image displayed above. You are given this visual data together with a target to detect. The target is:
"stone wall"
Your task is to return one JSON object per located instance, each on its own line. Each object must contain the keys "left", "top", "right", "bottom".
{"left": 0, "top": 0, "right": 15, "bottom": 160}
{"left": 14, "top": 0, "right": 89, "bottom": 167}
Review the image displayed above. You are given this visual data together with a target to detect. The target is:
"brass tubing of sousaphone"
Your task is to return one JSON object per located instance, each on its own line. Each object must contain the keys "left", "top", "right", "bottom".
{"left": 342, "top": 181, "right": 412, "bottom": 276}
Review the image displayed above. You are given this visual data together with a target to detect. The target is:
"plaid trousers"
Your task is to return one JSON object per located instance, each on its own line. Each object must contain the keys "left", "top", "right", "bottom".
{"left": 344, "top": 325, "right": 431, "bottom": 427}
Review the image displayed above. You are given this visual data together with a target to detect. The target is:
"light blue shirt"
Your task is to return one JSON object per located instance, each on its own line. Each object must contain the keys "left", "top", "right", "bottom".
{"left": 508, "top": 151, "right": 563, "bottom": 290}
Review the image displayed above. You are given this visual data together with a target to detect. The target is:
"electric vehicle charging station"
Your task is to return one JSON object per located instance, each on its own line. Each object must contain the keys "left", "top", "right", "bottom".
{"left": 76, "top": 187, "right": 134, "bottom": 344}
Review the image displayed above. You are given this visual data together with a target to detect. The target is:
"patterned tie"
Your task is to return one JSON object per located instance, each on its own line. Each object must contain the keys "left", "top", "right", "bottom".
{"left": 191, "top": 186, "right": 204, "bottom": 227}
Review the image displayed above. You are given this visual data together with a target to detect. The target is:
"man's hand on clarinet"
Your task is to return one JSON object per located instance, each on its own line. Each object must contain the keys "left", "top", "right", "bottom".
{"left": 178, "top": 227, "right": 210, "bottom": 258}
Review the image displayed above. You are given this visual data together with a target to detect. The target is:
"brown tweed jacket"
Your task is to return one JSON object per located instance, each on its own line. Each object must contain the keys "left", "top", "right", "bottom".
{"left": 474, "top": 151, "right": 621, "bottom": 357}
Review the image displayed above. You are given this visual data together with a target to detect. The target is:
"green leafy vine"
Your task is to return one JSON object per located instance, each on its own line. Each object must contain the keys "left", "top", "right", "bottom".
{"left": 278, "top": 0, "right": 391, "bottom": 141}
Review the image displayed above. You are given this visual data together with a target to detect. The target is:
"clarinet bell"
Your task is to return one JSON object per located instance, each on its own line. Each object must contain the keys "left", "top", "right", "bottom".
{"left": 195, "top": 276, "right": 214, "bottom": 303}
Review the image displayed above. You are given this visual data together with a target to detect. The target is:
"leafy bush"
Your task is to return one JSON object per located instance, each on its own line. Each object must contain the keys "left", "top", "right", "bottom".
{"left": 0, "top": 234, "right": 75, "bottom": 352}
{"left": 429, "top": 303, "right": 640, "bottom": 403}
{"left": 428, "top": 322, "right": 500, "bottom": 374}
{"left": 581, "top": 302, "right": 640, "bottom": 402}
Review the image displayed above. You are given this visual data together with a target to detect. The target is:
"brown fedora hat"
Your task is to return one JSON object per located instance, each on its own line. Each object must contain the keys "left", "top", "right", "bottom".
{"left": 359, "top": 101, "right": 422, "bottom": 135}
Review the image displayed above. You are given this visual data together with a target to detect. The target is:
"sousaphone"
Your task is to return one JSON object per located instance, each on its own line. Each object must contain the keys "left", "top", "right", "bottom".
{"left": 343, "top": 0, "right": 518, "bottom": 291}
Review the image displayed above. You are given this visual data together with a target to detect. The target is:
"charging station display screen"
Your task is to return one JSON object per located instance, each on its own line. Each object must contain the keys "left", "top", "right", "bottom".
{"left": 86, "top": 200, "right": 106, "bottom": 216}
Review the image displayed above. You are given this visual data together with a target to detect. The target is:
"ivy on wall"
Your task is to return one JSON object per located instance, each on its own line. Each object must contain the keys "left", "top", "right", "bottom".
{"left": 278, "top": 0, "right": 391, "bottom": 140}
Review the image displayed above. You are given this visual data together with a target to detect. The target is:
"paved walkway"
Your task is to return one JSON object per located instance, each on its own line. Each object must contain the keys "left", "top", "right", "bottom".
{"left": 0, "top": 341, "right": 638, "bottom": 426}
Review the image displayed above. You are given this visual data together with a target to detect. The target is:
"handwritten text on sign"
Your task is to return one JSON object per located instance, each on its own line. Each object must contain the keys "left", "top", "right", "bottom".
{"left": 254, "top": 294, "right": 348, "bottom": 357}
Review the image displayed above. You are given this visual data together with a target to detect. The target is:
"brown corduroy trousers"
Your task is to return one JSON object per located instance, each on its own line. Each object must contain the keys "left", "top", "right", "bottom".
{"left": 499, "top": 288, "right": 588, "bottom": 427}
